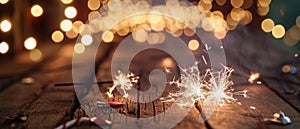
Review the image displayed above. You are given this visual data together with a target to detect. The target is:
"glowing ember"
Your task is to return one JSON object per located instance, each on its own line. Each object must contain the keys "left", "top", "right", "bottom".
{"left": 107, "top": 70, "right": 139, "bottom": 98}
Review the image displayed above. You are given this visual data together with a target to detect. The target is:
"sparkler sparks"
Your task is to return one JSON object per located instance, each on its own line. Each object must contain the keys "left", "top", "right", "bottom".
{"left": 107, "top": 70, "right": 139, "bottom": 98}
{"left": 162, "top": 63, "right": 248, "bottom": 107}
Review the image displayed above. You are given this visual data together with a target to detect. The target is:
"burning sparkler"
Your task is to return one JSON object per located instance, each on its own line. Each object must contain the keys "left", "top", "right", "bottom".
{"left": 205, "top": 67, "right": 248, "bottom": 106}
{"left": 106, "top": 70, "right": 139, "bottom": 98}
{"left": 162, "top": 63, "right": 248, "bottom": 107}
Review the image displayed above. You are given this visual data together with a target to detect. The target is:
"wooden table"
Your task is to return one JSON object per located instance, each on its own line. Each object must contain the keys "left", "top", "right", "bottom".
{"left": 0, "top": 43, "right": 299, "bottom": 129}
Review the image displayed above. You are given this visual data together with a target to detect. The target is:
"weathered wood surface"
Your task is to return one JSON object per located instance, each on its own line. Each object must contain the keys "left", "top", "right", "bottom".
{"left": 0, "top": 42, "right": 299, "bottom": 129}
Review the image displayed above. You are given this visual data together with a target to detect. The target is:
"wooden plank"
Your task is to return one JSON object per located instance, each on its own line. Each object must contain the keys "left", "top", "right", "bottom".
{"left": 205, "top": 85, "right": 300, "bottom": 129}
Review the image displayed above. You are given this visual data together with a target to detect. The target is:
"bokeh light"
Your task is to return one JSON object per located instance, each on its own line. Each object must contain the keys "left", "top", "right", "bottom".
{"left": 188, "top": 39, "right": 200, "bottom": 51}
{"left": 162, "top": 57, "right": 175, "bottom": 67}
{"left": 296, "top": 16, "right": 300, "bottom": 28}
{"left": 0, "top": 20, "right": 11, "bottom": 32}
{"left": 74, "top": 43, "right": 85, "bottom": 54}
{"left": 133, "top": 30, "right": 148, "bottom": 43}
{"left": 0, "top": 0, "right": 9, "bottom": 4}
{"left": 102, "top": 31, "right": 114, "bottom": 43}
{"left": 0, "top": 41, "right": 9, "bottom": 54}
{"left": 216, "top": 0, "right": 226, "bottom": 6}
{"left": 51, "top": 30, "right": 64, "bottom": 43}
{"left": 88, "top": 0, "right": 101, "bottom": 10}
{"left": 261, "top": 18, "right": 274, "bottom": 32}
{"left": 272, "top": 24, "right": 285, "bottom": 39}
{"left": 231, "top": 0, "right": 244, "bottom": 8}
{"left": 282, "top": 65, "right": 291, "bottom": 73}
{"left": 258, "top": 0, "right": 272, "bottom": 7}
{"left": 66, "top": 29, "right": 78, "bottom": 39}
{"left": 24, "top": 37, "right": 37, "bottom": 50}
{"left": 29, "top": 49, "right": 43, "bottom": 62}
{"left": 61, "top": 0, "right": 73, "bottom": 4}
{"left": 257, "top": 6, "right": 269, "bottom": 16}
{"left": 60, "top": 19, "right": 73, "bottom": 32}
{"left": 64, "top": 6, "right": 77, "bottom": 19}
{"left": 31, "top": 4, "right": 44, "bottom": 17}
{"left": 81, "top": 34, "right": 93, "bottom": 46}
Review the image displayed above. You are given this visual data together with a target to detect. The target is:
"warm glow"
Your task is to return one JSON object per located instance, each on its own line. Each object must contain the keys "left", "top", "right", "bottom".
{"left": 29, "top": 49, "right": 43, "bottom": 62}
{"left": 74, "top": 43, "right": 85, "bottom": 54}
{"left": 257, "top": 6, "right": 269, "bottom": 16}
{"left": 261, "top": 18, "right": 274, "bottom": 32}
{"left": 66, "top": 29, "right": 78, "bottom": 39}
{"left": 272, "top": 25, "right": 285, "bottom": 39}
{"left": 248, "top": 72, "right": 260, "bottom": 83}
{"left": 88, "top": 0, "right": 101, "bottom": 10}
{"left": 0, "top": 20, "right": 11, "bottom": 32}
{"left": 60, "top": 19, "right": 73, "bottom": 32}
{"left": 216, "top": 0, "right": 226, "bottom": 6}
{"left": 24, "top": 37, "right": 37, "bottom": 50}
{"left": 282, "top": 65, "right": 291, "bottom": 73}
{"left": 0, "top": 41, "right": 9, "bottom": 54}
{"left": 231, "top": 8, "right": 245, "bottom": 21}
{"left": 294, "top": 53, "right": 299, "bottom": 58}
{"left": 51, "top": 30, "right": 64, "bottom": 43}
{"left": 72, "top": 20, "right": 84, "bottom": 33}
{"left": 214, "top": 30, "right": 227, "bottom": 39}
{"left": 133, "top": 30, "right": 148, "bottom": 43}
{"left": 31, "top": 4, "right": 44, "bottom": 17}
{"left": 258, "top": 0, "right": 272, "bottom": 7}
{"left": 147, "top": 13, "right": 163, "bottom": 24}
{"left": 162, "top": 57, "right": 175, "bottom": 67}
{"left": 64, "top": 6, "right": 77, "bottom": 19}
{"left": 188, "top": 39, "right": 200, "bottom": 51}
{"left": 0, "top": 0, "right": 9, "bottom": 4}
{"left": 61, "top": 0, "right": 73, "bottom": 4}
{"left": 102, "top": 31, "right": 114, "bottom": 43}
{"left": 81, "top": 35, "right": 93, "bottom": 46}
{"left": 231, "top": 0, "right": 244, "bottom": 8}
{"left": 242, "top": 0, "right": 253, "bottom": 9}
{"left": 147, "top": 32, "right": 160, "bottom": 45}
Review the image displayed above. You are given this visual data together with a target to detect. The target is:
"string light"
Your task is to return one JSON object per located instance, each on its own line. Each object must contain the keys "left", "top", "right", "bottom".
{"left": 0, "top": 20, "right": 12, "bottom": 32}
{"left": 31, "top": 4, "right": 44, "bottom": 17}
{"left": 0, "top": 41, "right": 9, "bottom": 54}
{"left": 64, "top": 6, "right": 77, "bottom": 19}
{"left": 24, "top": 37, "right": 37, "bottom": 50}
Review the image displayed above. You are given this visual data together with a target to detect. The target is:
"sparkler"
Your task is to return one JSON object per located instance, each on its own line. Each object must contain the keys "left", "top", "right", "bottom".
{"left": 106, "top": 70, "right": 139, "bottom": 98}
{"left": 205, "top": 67, "right": 248, "bottom": 106}
{"left": 162, "top": 63, "right": 248, "bottom": 107}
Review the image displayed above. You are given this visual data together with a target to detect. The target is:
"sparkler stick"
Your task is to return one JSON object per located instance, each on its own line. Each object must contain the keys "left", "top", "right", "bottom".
{"left": 54, "top": 81, "right": 113, "bottom": 87}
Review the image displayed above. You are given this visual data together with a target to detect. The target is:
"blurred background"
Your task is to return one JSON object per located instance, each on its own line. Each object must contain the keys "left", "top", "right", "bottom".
{"left": 0, "top": 0, "right": 299, "bottom": 92}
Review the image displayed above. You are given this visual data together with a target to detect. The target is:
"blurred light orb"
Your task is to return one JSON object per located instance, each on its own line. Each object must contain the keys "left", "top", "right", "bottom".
{"left": 290, "top": 66, "right": 297, "bottom": 74}
{"left": 88, "top": 0, "right": 101, "bottom": 10}
{"left": 272, "top": 25, "right": 285, "bottom": 39}
{"left": 258, "top": 0, "right": 272, "bottom": 7}
{"left": 29, "top": 49, "right": 43, "bottom": 62}
{"left": 61, "top": 0, "right": 73, "bottom": 4}
{"left": 102, "top": 31, "right": 114, "bottom": 43}
{"left": 64, "top": 6, "right": 77, "bottom": 19}
{"left": 0, "top": 0, "right": 8, "bottom": 4}
{"left": 231, "top": 0, "right": 244, "bottom": 8}
{"left": 0, "top": 41, "right": 9, "bottom": 54}
{"left": 51, "top": 30, "right": 64, "bottom": 43}
{"left": 133, "top": 30, "right": 148, "bottom": 43}
{"left": 162, "top": 57, "right": 175, "bottom": 67}
{"left": 24, "top": 37, "right": 37, "bottom": 50}
{"left": 0, "top": 20, "right": 11, "bottom": 32}
{"left": 60, "top": 19, "right": 73, "bottom": 32}
{"left": 216, "top": 0, "right": 226, "bottom": 6}
{"left": 188, "top": 39, "right": 200, "bottom": 51}
{"left": 261, "top": 18, "right": 274, "bottom": 32}
{"left": 31, "top": 4, "right": 43, "bottom": 17}
{"left": 282, "top": 65, "right": 291, "bottom": 73}
{"left": 81, "top": 35, "right": 93, "bottom": 46}
{"left": 66, "top": 29, "right": 78, "bottom": 39}
{"left": 74, "top": 43, "right": 85, "bottom": 54}
{"left": 294, "top": 53, "right": 299, "bottom": 58}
